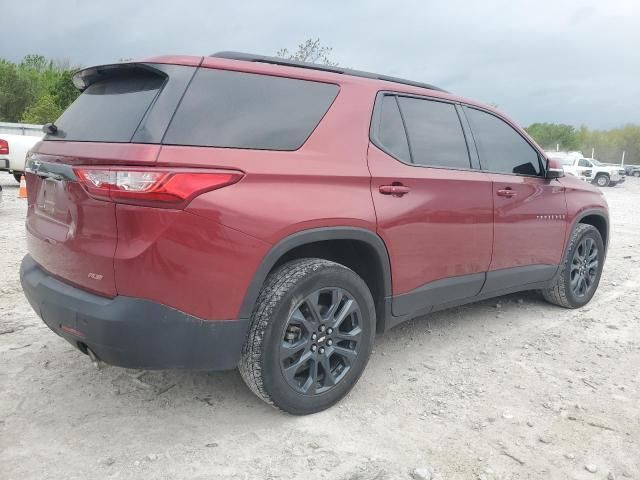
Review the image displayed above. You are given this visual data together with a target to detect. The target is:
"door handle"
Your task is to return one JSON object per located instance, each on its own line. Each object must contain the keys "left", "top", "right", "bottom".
{"left": 496, "top": 188, "right": 517, "bottom": 198}
{"left": 379, "top": 184, "right": 411, "bottom": 196}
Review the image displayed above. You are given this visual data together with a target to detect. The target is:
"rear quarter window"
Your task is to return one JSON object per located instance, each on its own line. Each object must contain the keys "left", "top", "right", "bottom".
{"left": 162, "top": 68, "right": 339, "bottom": 150}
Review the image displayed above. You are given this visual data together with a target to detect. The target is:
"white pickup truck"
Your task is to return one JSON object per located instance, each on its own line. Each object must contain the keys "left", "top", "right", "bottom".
{"left": 549, "top": 154, "right": 626, "bottom": 187}
{"left": 567, "top": 157, "right": 625, "bottom": 187}
{"left": 0, "top": 133, "right": 43, "bottom": 182}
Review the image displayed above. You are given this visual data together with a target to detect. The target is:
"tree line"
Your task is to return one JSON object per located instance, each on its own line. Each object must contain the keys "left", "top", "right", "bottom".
{"left": 525, "top": 123, "right": 639, "bottom": 165}
{"left": 0, "top": 54, "right": 79, "bottom": 124}
{"left": 0, "top": 49, "right": 638, "bottom": 165}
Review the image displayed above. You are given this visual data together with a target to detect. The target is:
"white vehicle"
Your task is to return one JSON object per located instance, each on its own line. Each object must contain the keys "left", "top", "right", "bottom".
{"left": 545, "top": 152, "right": 590, "bottom": 182}
{"left": 0, "top": 133, "right": 43, "bottom": 182}
{"left": 545, "top": 151, "right": 625, "bottom": 187}
{"left": 571, "top": 157, "right": 625, "bottom": 187}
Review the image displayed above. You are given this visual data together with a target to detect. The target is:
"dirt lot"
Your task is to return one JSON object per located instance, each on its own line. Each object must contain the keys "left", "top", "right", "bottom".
{"left": 1, "top": 173, "right": 638, "bottom": 480}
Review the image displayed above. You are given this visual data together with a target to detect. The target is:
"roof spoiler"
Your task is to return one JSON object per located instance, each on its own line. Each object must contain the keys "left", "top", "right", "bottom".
{"left": 72, "top": 62, "right": 166, "bottom": 91}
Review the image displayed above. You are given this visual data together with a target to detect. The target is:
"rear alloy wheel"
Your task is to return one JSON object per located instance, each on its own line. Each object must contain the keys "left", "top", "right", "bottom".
{"left": 542, "top": 224, "right": 604, "bottom": 308}
{"left": 239, "top": 258, "right": 375, "bottom": 414}
{"left": 594, "top": 174, "right": 610, "bottom": 187}
{"left": 280, "top": 287, "right": 363, "bottom": 395}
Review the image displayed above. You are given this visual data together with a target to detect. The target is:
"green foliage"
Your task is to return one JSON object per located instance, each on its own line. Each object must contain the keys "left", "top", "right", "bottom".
{"left": 51, "top": 70, "right": 80, "bottom": 110}
{"left": 0, "top": 54, "right": 80, "bottom": 123}
{"left": 525, "top": 123, "right": 580, "bottom": 151}
{"left": 276, "top": 38, "right": 338, "bottom": 66}
{"left": 578, "top": 124, "right": 640, "bottom": 165}
{"left": 21, "top": 95, "right": 63, "bottom": 124}
{"left": 0, "top": 60, "right": 32, "bottom": 121}
{"left": 527, "top": 122, "right": 640, "bottom": 165}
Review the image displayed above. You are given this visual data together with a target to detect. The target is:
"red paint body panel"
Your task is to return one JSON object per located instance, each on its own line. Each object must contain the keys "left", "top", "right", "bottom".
{"left": 113, "top": 205, "right": 270, "bottom": 320}
{"left": 25, "top": 143, "right": 163, "bottom": 297}
{"left": 488, "top": 173, "right": 567, "bottom": 270}
{"left": 32, "top": 141, "right": 161, "bottom": 166}
{"left": 368, "top": 144, "right": 493, "bottom": 295}
{"left": 25, "top": 172, "right": 118, "bottom": 297}
{"left": 559, "top": 174, "right": 609, "bottom": 246}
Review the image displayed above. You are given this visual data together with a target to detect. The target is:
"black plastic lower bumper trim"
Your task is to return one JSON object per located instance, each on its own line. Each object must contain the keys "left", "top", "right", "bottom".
{"left": 20, "top": 255, "right": 249, "bottom": 370}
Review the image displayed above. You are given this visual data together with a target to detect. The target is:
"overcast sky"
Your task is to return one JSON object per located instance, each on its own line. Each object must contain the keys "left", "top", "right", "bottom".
{"left": 3, "top": 0, "right": 639, "bottom": 129}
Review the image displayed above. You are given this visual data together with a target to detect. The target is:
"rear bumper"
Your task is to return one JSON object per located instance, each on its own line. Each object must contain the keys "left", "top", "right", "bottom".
{"left": 20, "top": 255, "right": 249, "bottom": 370}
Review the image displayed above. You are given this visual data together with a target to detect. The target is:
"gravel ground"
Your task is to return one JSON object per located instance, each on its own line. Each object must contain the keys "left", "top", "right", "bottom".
{"left": 1, "top": 172, "right": 639, "bottom": 480}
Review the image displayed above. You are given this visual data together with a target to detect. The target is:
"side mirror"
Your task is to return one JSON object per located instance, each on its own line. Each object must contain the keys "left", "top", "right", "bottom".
{"left": 546, "top": 158, "right": 564, "bottom": 179}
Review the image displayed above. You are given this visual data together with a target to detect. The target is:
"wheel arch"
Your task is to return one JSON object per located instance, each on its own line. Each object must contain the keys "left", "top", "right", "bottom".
{"left": 239, "top": 227, "right": 392, "bottom": 333}
{"left": 572, "top": 209, "right": 609, "bottom": 251}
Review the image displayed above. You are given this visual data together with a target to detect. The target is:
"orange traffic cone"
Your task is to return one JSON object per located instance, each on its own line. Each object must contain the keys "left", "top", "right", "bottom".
{"left": 18, "top": 175, "right": 28, "bottom": 198}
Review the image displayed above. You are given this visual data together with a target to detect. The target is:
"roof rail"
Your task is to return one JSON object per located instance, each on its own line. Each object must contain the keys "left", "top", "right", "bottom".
{"left": 210, "top": 51, "right": 448, "bottom": 93}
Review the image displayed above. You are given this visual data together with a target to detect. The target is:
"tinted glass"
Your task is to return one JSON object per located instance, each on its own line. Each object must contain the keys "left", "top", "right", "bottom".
{"left": 465, "top": 107, "right": 541, "bottom": 175}
{"left": 50, "top": 69, "right": 164, "bottom": 142}
{"left": 163, "top": 68, "right": 339, "bottom": 150}
{"left": 578, "top": 159, "right": 591, "bottom": 167}
{"left": 398, "top": 97, "right": 470, "bottom": 168}
{"left": 377, "top": 95, "right": 410, "bottom": 162}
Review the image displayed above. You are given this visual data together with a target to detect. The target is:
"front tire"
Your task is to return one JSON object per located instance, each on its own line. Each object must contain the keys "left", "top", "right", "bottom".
{"left": 542, "top": 224, "right": 604, "bottom": 308}
{"left": 594, "top": 174, "right": 610, "bottom": 187}
{"left": 239, "top": 258, "right": 376, "bottom": 414}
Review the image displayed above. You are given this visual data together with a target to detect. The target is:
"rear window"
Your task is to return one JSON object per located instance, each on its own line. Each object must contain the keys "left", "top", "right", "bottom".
{"left": 163, "top": 68, "right": 339, "bottom": 150}
{"left": 50, "top": 69, "right": 165, "bottom": 142}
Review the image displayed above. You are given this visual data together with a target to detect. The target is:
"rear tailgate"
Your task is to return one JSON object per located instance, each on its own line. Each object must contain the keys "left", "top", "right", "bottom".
{"left": 25, "top": 144, "right": 160, "bottom": 296}
{"left": 24, "top": 62, "right": 193, "bottom": 297}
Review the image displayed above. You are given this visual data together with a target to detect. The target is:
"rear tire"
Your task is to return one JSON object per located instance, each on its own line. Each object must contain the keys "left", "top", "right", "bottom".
{"left": 594, "top": 174, "right": 610, "bottom": 187}
{"left": 634, "top": 171, "right": 640, "bottom": 177}
{"left": 542, "top": 224, "right": 604, "bottom": 308}
{"left": 13, "top": 172, "right": 22, "bottom": 183}
{"left": 239, "top": 258, "right": 376, "bottom": 415}
{"left": 609, "top": 181, "right": 618, "bottom": 187}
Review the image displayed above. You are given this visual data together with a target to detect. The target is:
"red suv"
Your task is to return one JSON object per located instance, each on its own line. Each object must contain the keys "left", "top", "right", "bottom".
{"left": 20, "top": 52, "right": 609, "bottom": 414}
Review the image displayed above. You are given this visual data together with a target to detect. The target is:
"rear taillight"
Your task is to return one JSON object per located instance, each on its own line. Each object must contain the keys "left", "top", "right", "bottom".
{"left": 0, "top": 139, "right": 9, "bottom": 155}
{"left": 73, "top": 167, "right": 243, "bottom": 208}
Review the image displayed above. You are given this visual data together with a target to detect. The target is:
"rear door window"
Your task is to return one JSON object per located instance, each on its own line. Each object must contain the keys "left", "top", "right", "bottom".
{"left": 376, "top": 95, "right": 411, "bottom": 162}
{"left": 465, "top": 107, "right": 542, "bottom": 176}
{"left": 397, "top": 97, "right": 471, "bottom": 169}
{"left": 49, "top": 68, "right": 165, "bottom": 143}
{"left": 163, "top": 68, "right": 339, "bottom": 150}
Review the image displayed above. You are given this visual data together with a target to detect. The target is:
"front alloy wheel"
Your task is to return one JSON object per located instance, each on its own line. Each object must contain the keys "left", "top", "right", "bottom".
{"left": 569, "top": 237, "right": 599, "bottom": 298}
{"left": 541, "top": 223, "right": 604, "bottom": 308}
